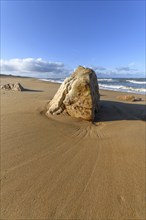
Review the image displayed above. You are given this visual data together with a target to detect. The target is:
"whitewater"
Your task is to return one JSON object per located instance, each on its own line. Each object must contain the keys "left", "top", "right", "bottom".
{"left": 40, "top": 77, "right": 146, "bottom": 94}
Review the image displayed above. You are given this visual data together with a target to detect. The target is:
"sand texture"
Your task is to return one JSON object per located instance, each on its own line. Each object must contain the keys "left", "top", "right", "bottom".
{"left": 1, "top": 76, "right": 146, "bottom": 219}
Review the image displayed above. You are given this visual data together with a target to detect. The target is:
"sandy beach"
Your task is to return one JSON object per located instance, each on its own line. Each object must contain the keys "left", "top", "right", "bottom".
{"left": 1, "top": 76, "right": 145, "bottom": 219}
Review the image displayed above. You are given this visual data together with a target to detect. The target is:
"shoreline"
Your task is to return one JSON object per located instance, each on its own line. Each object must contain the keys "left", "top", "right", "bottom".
{"left": 1, "top": 74, "right": 146, "bottom": 95}
{"left": 1, "top": 76, "right": 146, "bottom": 219}
{"left": 38, "top": 78, "right": 146, "bottom": 95}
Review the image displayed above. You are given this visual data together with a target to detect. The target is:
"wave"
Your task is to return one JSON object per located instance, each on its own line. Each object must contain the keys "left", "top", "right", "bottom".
{"left": 39, "top": 78, "right": 64, "bottom": 83}
{"left": 126, "top": 80, "right": 146, "bottom": 84}
{"left": 98, "top": 78, "right": 117, "bottom": 82}
{"left": 39, "top": 78, "right": 146, "bottom": 94}
{"left": 99, "top": 84, "right": 122, "bottom": 89}
{"left": 99, "top": 84, "right": 146, "bottom": 94}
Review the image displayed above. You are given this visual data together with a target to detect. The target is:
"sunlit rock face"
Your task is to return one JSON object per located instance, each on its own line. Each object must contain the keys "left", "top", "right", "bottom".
{"left": 1, "top": 83, "right": 24, "bottom": 91}
{"left": 46, "top": 66, "right": 100, "bottom": 121}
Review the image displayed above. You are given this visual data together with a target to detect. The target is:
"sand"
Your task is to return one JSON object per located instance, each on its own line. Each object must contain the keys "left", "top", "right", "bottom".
{"left": 0, "top": 76, "right": 145, "bottom": 219}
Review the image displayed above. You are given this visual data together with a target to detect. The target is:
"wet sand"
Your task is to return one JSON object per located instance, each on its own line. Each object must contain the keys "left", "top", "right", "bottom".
{"left": 1, "top": 76, "right": 145, "bottom": 219}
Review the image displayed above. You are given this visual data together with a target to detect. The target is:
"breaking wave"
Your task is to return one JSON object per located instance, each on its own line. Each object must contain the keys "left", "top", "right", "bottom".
{"left": 98, "top": 79, "right": 117, "bottom": 82}
{"left": 99, "top": 84, "right": 146, "bottom": 94}
{"left": 126, "top": 80, "right": 146, "bottom": 84}
{"left": 39, "top": 77, "right": 146, "bottom": 94}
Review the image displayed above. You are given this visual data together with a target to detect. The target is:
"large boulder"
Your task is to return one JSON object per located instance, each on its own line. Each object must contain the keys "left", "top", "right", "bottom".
{"left": 1, "top": 83, "right": 25, "bottom": 91}
{"left": 46, "top": 66, "right": 100, "bottom": 121}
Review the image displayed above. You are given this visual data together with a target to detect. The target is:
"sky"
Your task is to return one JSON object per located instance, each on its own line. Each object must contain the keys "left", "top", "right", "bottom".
{"left": 1, "top": 0, "right": 145, "bottom": 78}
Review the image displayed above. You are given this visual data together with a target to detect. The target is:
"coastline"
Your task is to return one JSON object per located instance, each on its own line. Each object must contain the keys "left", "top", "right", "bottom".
{"left": 38, "top": 77, "right": 146, "bottom": 95}
{"left": 1, "top": 74, "right": 146, "bottom": 95}
{"left": 1, "top": 76, "right": 145, "bottom": 219}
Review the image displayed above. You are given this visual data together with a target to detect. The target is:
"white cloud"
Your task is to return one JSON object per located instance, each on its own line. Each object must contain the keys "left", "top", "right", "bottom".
{"left": 0, "top": 58, "right": 70, "bottom": 77}
{"left": 90, "top": 66, "right": 106, "bottom": 71}
{"left": 116, "top": 66, "right": 131, "bottom": 71}
{"left": 128, "top": 62, "right": 135, "bottom": 67}
{"left": 116, "top": 66, "right": 138, "bottom": 72}
{"left": 92, "top": 64, "right": 145, "bottom": 78}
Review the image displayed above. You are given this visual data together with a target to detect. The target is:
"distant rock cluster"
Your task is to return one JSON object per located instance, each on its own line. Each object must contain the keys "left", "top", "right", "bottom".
{"left": 1, "top": 83, "right": 24, "bottom": 91}
{"left": 117, "top": 95, "right": 142, "bottom": 102}
{"left": 46, "top": 66, "right": 100, "bottom": 121}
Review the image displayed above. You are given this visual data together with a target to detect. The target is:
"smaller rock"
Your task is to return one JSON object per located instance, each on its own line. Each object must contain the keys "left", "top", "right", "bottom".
{"left": 1, "top": 83, "right": 25, "bottom": 91}
{"left": 13, "top": 83, "right": 25, "bottom": 91}
{"left": 117, "top": 95, "right": 142, "bottom": 102}
{"left": 139, "top": 113, "right": 146, "bottom": 121}
{"left": 133, "top": 97, "right": 142, "bottom": 101}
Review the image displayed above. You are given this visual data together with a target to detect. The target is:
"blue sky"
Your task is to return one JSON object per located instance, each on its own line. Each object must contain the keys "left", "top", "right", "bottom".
{"left": 1, "top": 0, "right": 145, "bottom": 78}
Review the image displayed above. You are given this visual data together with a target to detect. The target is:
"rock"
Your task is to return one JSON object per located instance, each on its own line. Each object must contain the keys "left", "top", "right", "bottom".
{"left": 133, "top": 97, "right": 142, "bottom": 101}
{"left": 46, "top": 66, "right": 100, "bottom": 121}
{"left": 13, "top": 83, "right": 25, "bottom": 91}
{"left": 1, "top": 83, "right": 25, "bottom": 91}
{"left": 117, "top": 95, "right": 142, "bottom": 102}
{"left": 139, "top": 113, "right": 146, "bottom": 121}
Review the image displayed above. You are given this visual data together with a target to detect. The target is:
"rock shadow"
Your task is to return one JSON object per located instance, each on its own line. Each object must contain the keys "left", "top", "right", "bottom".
{"left": 94, "top": 100, "right": 146, "bottom": 122}
{"left": 22, "top": 88, "right": 43, "bottom": 92}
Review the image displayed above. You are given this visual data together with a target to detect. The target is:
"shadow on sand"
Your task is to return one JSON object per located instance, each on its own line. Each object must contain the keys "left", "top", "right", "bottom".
{"left": 22, "top": 88, "right": 43, "bottom": 92}
{"left": 94, "top": 100, "right": 146, "bottom": 122}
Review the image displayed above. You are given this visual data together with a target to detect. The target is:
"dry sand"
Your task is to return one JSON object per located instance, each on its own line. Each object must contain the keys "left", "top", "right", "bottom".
{"left": 0, "top": 76, "right": 146, "bottom": 219}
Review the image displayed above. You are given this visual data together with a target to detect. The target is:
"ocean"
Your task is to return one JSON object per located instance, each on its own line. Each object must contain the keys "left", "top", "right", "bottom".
{"left": 40, "top": 77, "right": 146, "bottom": 94}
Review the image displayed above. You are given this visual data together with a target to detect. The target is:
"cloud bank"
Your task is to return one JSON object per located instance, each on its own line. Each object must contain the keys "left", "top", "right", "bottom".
{"left": 91, "top": 65, "right": 145, "bottom": 78}
{"left": 0, "top": 58, "right": 70, "bottom": 78}
{"left": 0, "top": 58, "right": 145, "bottom": 78}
